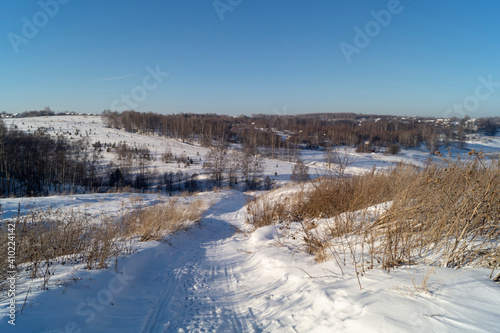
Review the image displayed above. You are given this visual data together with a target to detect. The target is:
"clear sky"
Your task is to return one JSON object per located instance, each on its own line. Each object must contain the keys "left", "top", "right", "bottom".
{"left": 1, "top": 0, "right": 499, "bottom": 117}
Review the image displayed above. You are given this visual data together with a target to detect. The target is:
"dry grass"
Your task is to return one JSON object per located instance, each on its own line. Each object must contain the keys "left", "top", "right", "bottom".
{"left": 0, "top": 196, "right": 209, "bottom": 292}
{"left": 0, "top": 209, "right": 118, "bottom": 292}
{"left": 372, "top": 152, "right": 500, "bottom": 270}
{"left": 132, "top": 199, "right": 206, "bottom": 241}
{"left": 245, "top": 191, "right": 291, "bottom": 228}
{"left": 247, "top": 165, "right": 418, "bottom": 228}
{"left": 246, "top": 154, "right": 500, "bottom": 284}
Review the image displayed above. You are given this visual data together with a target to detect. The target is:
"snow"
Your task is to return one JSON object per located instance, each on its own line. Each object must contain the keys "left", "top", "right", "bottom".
{"left": 1, "top": 190, "right": 500, "bottom": 332}
{"left": 5, "top": 115, "right": 498, "bottom": 184}
{"left": 1, "top": 116, "right": 499, "bottom": 332}
{"left": 4, "top": 115, "right": 212, "bottom": 178}
{"left": 0, "top": 193, "right": 167, "bottom": 220}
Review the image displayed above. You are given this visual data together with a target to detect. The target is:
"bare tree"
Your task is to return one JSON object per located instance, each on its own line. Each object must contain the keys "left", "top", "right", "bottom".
{"left": 134, "top": 145, "right": 152, "bottom": 190}
{"left": 264, "top": 175, "right": 274, "bottom": 190}
{"left": 323, "top": 147, "right": 354, "bottom": 177}
{"left": 203, "top": 145, "right": 229, "bottom": 187}
{"left": 163, "top": 171, "right": 174, "bottom": 195}
{"left": 291, "top": 159, "right": 309, "bottom": 182}
{"left": 227, "top": 150, "right": 241, "bottom": 188}
{"left": 240, "top": 152, "right": 263, "bottom": 190}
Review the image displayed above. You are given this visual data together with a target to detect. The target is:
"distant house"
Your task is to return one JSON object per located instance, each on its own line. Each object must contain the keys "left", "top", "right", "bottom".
{"left": 465, "top": 118, "right": 477, "bottom": 131}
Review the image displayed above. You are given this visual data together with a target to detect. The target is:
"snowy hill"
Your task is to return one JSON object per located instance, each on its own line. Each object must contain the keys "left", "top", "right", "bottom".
{"left": 1, "top": 115, "right": 499, "bottom": 332}
{"left": 5, "top": 115, "right": 497, "bottom": 183}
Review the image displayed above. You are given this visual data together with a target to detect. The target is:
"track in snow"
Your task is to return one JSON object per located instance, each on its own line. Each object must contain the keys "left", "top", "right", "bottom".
{"left": 130, "top": 192, "right": 266, "bottom": 333}
{"left": 1, "top": 191, "right": 292, "bottom": 333}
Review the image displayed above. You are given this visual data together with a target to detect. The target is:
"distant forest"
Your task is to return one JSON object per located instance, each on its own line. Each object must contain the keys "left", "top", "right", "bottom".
{"left": 0, "top": 110, "right": 498, "bottom": 198}
{"left": 102, "top": 110, "right": 499, "bottom": 151}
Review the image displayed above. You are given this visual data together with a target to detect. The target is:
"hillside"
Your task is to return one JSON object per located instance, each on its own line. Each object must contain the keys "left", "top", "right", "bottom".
{"left": 0, "top": 115, "right": 499, "bottom": 332}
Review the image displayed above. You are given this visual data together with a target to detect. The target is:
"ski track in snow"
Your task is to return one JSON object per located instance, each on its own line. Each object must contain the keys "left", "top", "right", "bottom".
{"left": 137, "top": 192, "right": 261, "bottom": 333}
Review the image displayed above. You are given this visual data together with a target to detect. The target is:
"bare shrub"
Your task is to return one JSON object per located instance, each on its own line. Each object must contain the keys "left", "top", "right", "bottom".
{"left": 291, "top": 159, "right": 309, "bottom": 182}
{"left": 84, "top": 220, "right": 121, "bottom": 270}
{"left": 387, "top": 144, "right": 401, "bottom": 155}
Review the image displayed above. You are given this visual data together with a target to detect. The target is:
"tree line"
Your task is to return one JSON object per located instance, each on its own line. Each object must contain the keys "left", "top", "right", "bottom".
{"left": 1, "top": 111, "right": 498, "bottom": 198}
{"left": 102, "top": 110, "right": 499, "bottom": 155}
{"left": 0, "top": 121, "right": 101, "bottom": 197}
{"left": 0, "top": 118, "right": 269, "bottom": 197}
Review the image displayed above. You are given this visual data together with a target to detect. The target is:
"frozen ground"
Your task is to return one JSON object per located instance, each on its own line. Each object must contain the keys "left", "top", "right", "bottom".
{"left": 1, "top": 191, "right": 499, "bottom": 332}
{"left": 0, "top": 193, "right": 165, "bottom": 220}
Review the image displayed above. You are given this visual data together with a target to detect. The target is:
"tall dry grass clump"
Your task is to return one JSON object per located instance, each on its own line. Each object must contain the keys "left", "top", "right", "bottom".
{"left": 247, "top": 165, "right": 417, "bottom": 230}
{"left": 131, "top": 199, "right": 206, "bottom": 241}
{"left": 246, "top": 153, "right": 500, "bottom": 281}
{"left": 372, "top": 152, "right": 500, "bottom": 270}
{"left": 297, "top": 166, "right": 416, "bottom": 221}
{"left": 245, "top": 190, "right": 294, "bottom": 228}
{"left": 0, "top": 209, "right": 121, "bottom": 292}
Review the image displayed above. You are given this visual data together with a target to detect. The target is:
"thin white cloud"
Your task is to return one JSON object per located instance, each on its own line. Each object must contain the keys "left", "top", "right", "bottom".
{"left": 97, "top": 74, "right": 134, "bottom": 81}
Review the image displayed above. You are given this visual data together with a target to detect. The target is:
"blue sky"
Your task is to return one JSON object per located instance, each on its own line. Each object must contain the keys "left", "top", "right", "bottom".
{"left": 0, "top": 0, "right": 499, "bottom": 117}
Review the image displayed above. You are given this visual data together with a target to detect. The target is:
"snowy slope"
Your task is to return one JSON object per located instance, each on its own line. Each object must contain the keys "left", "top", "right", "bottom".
{"left": 0, "top": 193, "right": 169, "bottom": 220}
{"left": 7, "top": 115, "right": 493, "bottom": 184}
{"left": 1, "top": 191, "right": 499, "bottom": 332}
{"left": 4, "top": 115, "right": 212, "bottom": 178}
{"left": 1, "top": 116, "right": 499, "bottom": 332}
{"left": 4, "top": 115, "right": 304, "bottom": 185}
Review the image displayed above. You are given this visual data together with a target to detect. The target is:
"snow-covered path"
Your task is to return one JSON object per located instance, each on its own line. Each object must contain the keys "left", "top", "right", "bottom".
{"left": 137, "top": 191, "right": 261, "bottom": 333}
{"left": 3, "top": 192, "right": 268, "bottom": 332}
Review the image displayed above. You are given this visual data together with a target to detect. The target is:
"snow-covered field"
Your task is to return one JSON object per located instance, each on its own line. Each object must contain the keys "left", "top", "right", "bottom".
{"left": 1, "top": 115, "right": 499, "bottom": 332}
